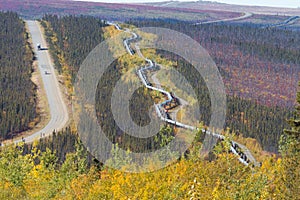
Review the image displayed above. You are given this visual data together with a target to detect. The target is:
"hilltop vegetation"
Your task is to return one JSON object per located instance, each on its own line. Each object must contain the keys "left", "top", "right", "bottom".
{"left": 0, "top": 12, "right": 37, "bottom": 140}
{"left": 0, "top": 114, "right": 299, "bottom": 199}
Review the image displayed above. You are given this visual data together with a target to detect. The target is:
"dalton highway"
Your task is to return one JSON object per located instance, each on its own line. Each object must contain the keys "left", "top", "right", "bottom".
{"left": 14, "top": 21, "right": 69, "bottom": 144}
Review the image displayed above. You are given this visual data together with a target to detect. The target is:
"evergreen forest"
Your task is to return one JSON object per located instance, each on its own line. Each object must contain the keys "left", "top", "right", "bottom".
{"left": 0, "top": 12, "right": 37, "bottom": 141}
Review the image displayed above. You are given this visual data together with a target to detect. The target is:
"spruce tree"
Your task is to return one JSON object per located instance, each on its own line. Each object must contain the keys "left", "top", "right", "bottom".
{"left": 280, "top": 82, "right": 300, "bottom": 197}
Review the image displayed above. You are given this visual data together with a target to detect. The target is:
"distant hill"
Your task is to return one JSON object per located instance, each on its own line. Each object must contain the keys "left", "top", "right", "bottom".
{"left": 145, "top": 1, "right": 300, "bottom": 16}
{"left": 0, "top": 0, "right": 243, "bottom": 22}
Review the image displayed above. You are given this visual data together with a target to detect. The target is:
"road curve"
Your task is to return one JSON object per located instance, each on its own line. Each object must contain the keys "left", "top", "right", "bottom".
{"left": 14, "top": 21, "right": 69, "bottom": 144}
{"left": 262, "top": 16, "right": 300, "bottom": 28}
{"left": 194, "top": 12, "right": 253, "bottom": 25}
